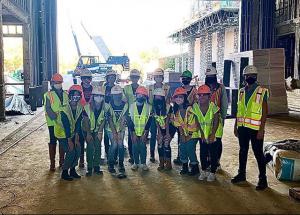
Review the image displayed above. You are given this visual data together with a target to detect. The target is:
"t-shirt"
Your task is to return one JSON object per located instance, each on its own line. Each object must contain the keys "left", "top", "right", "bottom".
{"left": 81, "top": 84, "right": 93, "bottom": 103}
{"left": 245, "top": 83, "right": 268, "bottom": 105}
{"left": 111, "top": 101, "right": 126, "bottom": 121}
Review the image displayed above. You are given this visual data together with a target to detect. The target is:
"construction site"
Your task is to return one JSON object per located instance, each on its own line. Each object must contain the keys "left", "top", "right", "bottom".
{"left": 1, "top": 0, "right": 300, "bottom": 214}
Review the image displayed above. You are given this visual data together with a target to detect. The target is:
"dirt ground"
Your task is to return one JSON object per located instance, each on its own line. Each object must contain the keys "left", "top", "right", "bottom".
{"left": 1, "top": 112, "right": 300, "bottom": 214}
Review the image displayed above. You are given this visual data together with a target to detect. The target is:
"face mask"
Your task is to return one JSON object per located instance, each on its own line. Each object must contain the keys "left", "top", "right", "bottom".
{"left": 94, "top": 96, "right": 104, "bottom": 103}
{"left": 174, "top": 97, "right": 184, "bottom": 105}
{"left": 182, "top": 79, "right": 191, "bottom": 85}
{"left": 245, "top": 77, "right": 257, "bottom": 85}
{"left": 136, "top": 97, "right": 146, "bottom": 103}
{"left": 206, "top": 76, "right": 217, "bottom": 84}
{"left": 154, "top": 76, "right": 163, "bottom": 83}
{"left": 54, "top": 84, "right": 62, "bottom": 90}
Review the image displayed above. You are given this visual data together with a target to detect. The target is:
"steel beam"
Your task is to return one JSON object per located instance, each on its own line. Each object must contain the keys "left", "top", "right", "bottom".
{"left": 1, "top": 0, "right": 29, "bottom": 23}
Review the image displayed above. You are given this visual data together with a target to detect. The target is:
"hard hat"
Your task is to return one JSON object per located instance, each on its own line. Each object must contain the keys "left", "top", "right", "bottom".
{"left": 173, "top": 87, "right": 187, "bottom": 98}
{"left": 92, "top": 86, "right": 105, "bottom": 95}
{"left": 136, "top": 86, "right": 148, "bottom": 97}
{"left": 197, "top": 85, "right": 211, "bottom": 94}
{"left": 68, "top": 84, "right": 83, "bottom": 94}
{"left": 80, "top": 69, "right": 93, "bottom": 78}
{"left": 181, "top": 70, "right": 193, "bottom": 79}
{"left": 91, "top": 81, "right": 103, "bottom": 88}
{"left": 106, "top": 70, "right": 117, "bottom": 77}
{"left": 51, "top": 73, "right": 63, "bottom": 83}
{"left": 153, "top": 88, "right": 165, "bottom": 97}
{"left": 130, "top": 69, "right": 141, "bottom": 77}
{"left": 111, "top": 85, "right": 123, "bottom": 95}
{"left": 153, "top": 68, "right": 164, "bottom": 76}
{"left": 205, "top": 67, "right": 217, "bottom": 76}
{"left": 243, "top": 65, "right": 258, "bottom": 75}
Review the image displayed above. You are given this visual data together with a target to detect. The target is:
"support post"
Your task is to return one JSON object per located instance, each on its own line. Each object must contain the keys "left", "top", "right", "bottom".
{"left": 0, "top": 1, "right": 6, "bottom": 121}
{"left": 294, "top": 23, "right": 300, "bottom": 79}
{"left": 188, "top": 37, "right": 195, "bottom": 72}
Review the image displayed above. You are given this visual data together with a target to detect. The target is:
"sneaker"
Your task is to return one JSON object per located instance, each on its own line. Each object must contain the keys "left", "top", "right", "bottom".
{"left": 94, "top": 167, "right": 103, "bottom": 175}
{"left": 150, "top": 157, "right": 155, "bottom": 163}
{"left": 216, "top": 164, "right": 222, "bottom": 172}
{"left": 180, "top": 163, "right": 189, "bottom": 175}
{"left": 61, "top": 170, "right": 73, "bottom": 181}
{"left": 231, "top": 173, "right": 246, "bottom": 184}
{"left": 131, "top": 164, "right": 138, "bottom": 171}
{"left": 256, "top": 178, "right": 268, "bottom": 191}
{"left": 86, "top": 169, "right": 93, "bottom": 177}
{"left": 70, "top": 168, "right": 81, "bottom": 179}
{"left": 207, "top": 173, "right": 216, "bottom": 182}
{"left": 119, "top": 163, "right": 125, "bottom": 173}
{"left": 173, "top": 157, "right": 182, "bottom": 165}
{"left": 108, "top": 166, "right": 116, "bottom": 174}
{"left": 198, "top": 171, "right": 208, "bottom": 181}
{"left": 141, "top": 164, "right": 149, "bottom": 171}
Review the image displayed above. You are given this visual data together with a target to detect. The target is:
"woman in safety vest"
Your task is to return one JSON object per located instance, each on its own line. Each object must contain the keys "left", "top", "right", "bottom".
{"left": 171, "top": 87, "right": 200, "bottom": 176}
{"left": 192, "top": 85, "right": 220, "bottom": 182}
{"left": 106, "top": 85, "right": 128, "bottom": 177}
{"left": 56, "top": 85, "right": 84, "bottom": 181}
{"left": 127, "top": 86, "right": 152, "bottom": 171}
{"left": 82, "top": 85, "right": 108, "bottom": 176}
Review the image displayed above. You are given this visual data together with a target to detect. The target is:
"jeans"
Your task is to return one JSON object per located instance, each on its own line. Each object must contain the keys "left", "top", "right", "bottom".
{"left": 179, "top": 138, "right": 198, "bottom": 165}
{"left": 58, "top": 137, "right": 81, "bottom": 171}
{"left": 132, "top": 138, "right": 147, "bottom": 165}
{"left": 107, "top": 131, "right": 125, "bottom": 166}
{"left": 86, "top": 133, "right": 101, "bottom": 170}
{"left": 150, "top": 118, "right": 157, "bottom": 157}
{"left": 157, "top": 136, "right": 171, "bottom": 159}
{"left": 199, "top": 140, "right": 218, "bottom": 173}
{"left": 127, "top": 127, "right": 133, "bottom": 159}
{"left": 237, "top": 127, "right": 266, "bottom": 179}
{"left": 79, "top": 132, "right": 85, "bottom": 163}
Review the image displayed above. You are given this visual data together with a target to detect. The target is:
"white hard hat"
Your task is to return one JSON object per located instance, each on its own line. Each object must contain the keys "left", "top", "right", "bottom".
{"left": 153, "top": 88, "right": 165, "bottom": 97}
{"left": 80, "top": 68, "right": 93, "bottom": 77}
{"left": 243, "top": 65, "right": 258, "bottom": 75}
{"left": 153, "top": 68, "right": 164, "bottom": 76}
{"left": 111, "top": 85, "right": 123, "bottom": 95}
{"left": 106, "top": 70, "right": 117, "bottom": 77}
{"left": 130, "top": 69, "right": 141, "bottom": 77}
{"left": 92, "top": 86, "right": 105, "bottom": 95}
{"left": 205, "top": 67, "right": 217, "bottom": 76}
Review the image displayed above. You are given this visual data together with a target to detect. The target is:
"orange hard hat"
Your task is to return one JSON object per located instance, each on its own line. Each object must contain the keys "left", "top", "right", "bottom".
{"left": 51, "top": 73, "right": 63, "bottom": 83}
{"left": 173, "top": 87, "right": 187, "bottom": 98}
{"left": 197, "top": 85, "right": 211, "bottom": 94}
{"left": 68, "top": 84, "right": 83, "bottom": 94}
{"left": 136, "top": 86, "right": 148, "bottom": 97}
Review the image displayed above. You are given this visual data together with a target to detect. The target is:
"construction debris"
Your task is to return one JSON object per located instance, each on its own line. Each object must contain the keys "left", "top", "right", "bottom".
{"left": 5, "top": 95, "right": 33, "bottom": 115}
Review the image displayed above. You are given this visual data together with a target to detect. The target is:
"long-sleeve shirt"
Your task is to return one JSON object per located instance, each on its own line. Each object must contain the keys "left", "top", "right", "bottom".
{"left": 45, "top": 90, "right": 64, "bottom": 121}
{"left": 61, "top": 109, "right": 83, "bottom": 139}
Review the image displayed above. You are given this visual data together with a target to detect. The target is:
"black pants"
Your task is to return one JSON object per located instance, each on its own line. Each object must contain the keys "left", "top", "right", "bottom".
{"left": 127, "top": 127, "right": 133, "bottom": 159}
{"left": 104, "top": 130, "right": 110, "bottom": 157}
{"left": 237, "top": 127, "right": 266, "bottom": 179}
{"left": 216, "top": 138, "right": 222, "bottom": 165}
{"left": 199, "top": 140, "right": 218, "bottom": 173}
{"left": 48, "top": 126, "right": 57, "bottom": 145}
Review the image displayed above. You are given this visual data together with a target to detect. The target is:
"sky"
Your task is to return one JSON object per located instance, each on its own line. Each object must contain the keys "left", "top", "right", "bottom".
{"left": 57, "top": 0, "right": 192, "bottom": 70}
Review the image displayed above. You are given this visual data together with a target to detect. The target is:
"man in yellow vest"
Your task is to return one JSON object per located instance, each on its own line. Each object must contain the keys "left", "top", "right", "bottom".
{"left": 232, "top": 65, "right": 269, "bottom": 191}
{"left": 123, "top": 69, "right": 141, "bottom": 164}
{"left": 44, "top": 73, "right": 68, "bottom": 171}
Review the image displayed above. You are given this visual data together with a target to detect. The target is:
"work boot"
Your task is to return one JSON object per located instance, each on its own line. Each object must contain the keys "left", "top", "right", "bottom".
{"left": 61, "top": 170, "right": 73, "bottom": 181}
{"left": 173, "top": 156, "right": 182, "bottom": 165}
{"left": 59, "top": 144, "right": 65, "bottom": 168}
{"left": 180, "top": 163, "right": 189, "bottom": 175}
{"left": 108, "top": 165, "right": 116, "bottom": 174}
{"left": 48, "top": 144, "right": 56, "bottom": 172}
{"left": 188, "top": 164, "right": 200, "bottom": 176}
{"left": 157, "top": 157, "right": 165, "bottom": 171}
{"left": 119, "top": 163, "right": 125, "bottom": 173}
{"left": 94, "top": 166, "right": 103, "bottom": 175}
{"left": 164, "top": 159, "right": 172, "bottom": 171}
{"left": 256, "top": 178, "right": 268, "bottom": 191}
{"left": 86, "top": 168, "right": 93, "bottom": 177}
{"left": 231, "top": 173, "right": 246, "bottom": 184}
{"left": 70, "top": 168, "right": 81, "bottom": 179}
{"left": 150, "top": 150, "right": 155, "bottom": 163}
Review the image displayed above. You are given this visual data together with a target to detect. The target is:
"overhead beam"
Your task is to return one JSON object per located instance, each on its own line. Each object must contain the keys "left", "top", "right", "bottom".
{"left": 1, "top": 0, "right": 29, "bottom": 24}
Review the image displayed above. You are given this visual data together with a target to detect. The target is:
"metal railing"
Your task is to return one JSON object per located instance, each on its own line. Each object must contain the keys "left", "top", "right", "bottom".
{"left": 276, "top": 0, "right": 299, "bottom": 24}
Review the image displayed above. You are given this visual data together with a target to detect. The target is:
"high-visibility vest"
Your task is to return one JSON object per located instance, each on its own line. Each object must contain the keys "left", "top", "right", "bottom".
{"left": 148, "top": 84, "right": 170, "bottom": 105}
{"left": 210, "top": 84, "right": 225, "bottom": 138}
{"left": 124, "top": 84, "right": 138, "bottom": 105}
{"left": 129, "top": 103, "right": 151, "bottom": 137}
{"left": 106, "top": 103, "right": 129, "bottom": 132}
{"left": 43, "top": 91, "right": 69, "bottom": 127}
{"left": 54, "top": 103, "right": 83, "bottom": 139}
{"left": 84, "top": 104, "right": 107, "bottom": 133}
{"left": 237, "top": 86, "right": 269, "bottom": 131}
{"left": 154, "top": 105, "right": 170, "bottom": 130}
{"left": 172, "top": 106, "right": 200, "bottom": 138}
{"left": 192, "top": 102, "right": 219, "bottom": 141}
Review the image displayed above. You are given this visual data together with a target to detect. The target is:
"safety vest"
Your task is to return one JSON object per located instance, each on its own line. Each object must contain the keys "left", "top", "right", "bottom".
{"left": 54, "top": 103, "right": 83, "bottom": 139}
{"left": 124, "top": 84, "right": 138, "bottom": 105}
{"left": 172, "top": 106, "right": 200, "bottom": 138}
{"left": 84, "top": 103, "right": 107, "bottom": 133}
{"left": 106, "top": 103, "right": 129, "bottom": 132}
{"left": 192, "top": 102, "right": 219, "bottom": 141}
{"left": 129, "top": 103, "right": 151, "bottom": 137}
{"left": 148, "top": 83, "right": 170, "bottom": 105}
{"left": 237, "top": 86, "right": 269, "bottom": 131}
{"left": 210, "top": 84, "right": 225, "bottom": 138}
{"left": 43, "top": 90, "right": 69, "bottom": 127}
{"left": 154, "top": 105, "right": 170, "bottom": 130}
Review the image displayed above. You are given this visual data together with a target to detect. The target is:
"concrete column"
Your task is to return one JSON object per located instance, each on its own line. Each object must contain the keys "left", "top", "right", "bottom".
{"left": 234, "top": 27, "right": 239, "bottom": 53}
{"left": 23, "top": 23, "right": 31, "bottom": 100}
{"left": 206, "top": 31, "right": 213, "bottom": 68}
{"left": 0, "top": 1, "right": 6, "bottom": 120}
{"left": 217, "top": 29, "right": 225, "bottom": 78}
{"left": 188, "top": 37, "right": 195, "bottom": 72}
{"left": 199, "top": 35, "right": 206, "bottom": 81}
{"left": 294, "top": 23, "right": 300, "bottom": 79}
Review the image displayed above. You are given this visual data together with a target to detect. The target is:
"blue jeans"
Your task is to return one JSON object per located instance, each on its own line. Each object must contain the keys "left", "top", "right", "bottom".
{"left": 133, "top": 138, "right": 147, "bottom": 165}
{"left": 58, "top": 138, "right": 81, "bottom": 171}
{"left": 179, "top": 138, "right": 198, "bottom": 165}
{"left": 107, "top": 131, "right": 125, "bottom": 166}
{"left": 150, "top": 118, "right": 157, "bottom": 157}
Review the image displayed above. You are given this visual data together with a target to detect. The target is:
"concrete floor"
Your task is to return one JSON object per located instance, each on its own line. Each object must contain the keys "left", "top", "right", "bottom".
{"left": 0, "top": 112, "right": 300, "bottom": 214}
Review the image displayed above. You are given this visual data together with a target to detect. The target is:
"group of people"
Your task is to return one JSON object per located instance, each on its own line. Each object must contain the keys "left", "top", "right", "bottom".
{"left": 44, "top": 65, "right": 269, "bottom": 190}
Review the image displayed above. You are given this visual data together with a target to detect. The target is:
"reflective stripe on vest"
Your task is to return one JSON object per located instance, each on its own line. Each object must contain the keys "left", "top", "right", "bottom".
{"left": 106, "top": 103, "right": 129, "bottom": 132}
{"left": 129, "top": 103, "right": 151, "bottom": 137}
{"left": 237, "top": 86, "right": 268, "bottom": 131}
{"left": 84, "top": 104, "right": 106, "bottom": 133}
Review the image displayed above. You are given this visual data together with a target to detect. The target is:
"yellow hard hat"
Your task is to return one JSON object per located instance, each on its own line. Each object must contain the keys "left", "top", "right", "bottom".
{"left": 80, "top": 68, "right": 93, "bottom": 77}
{"left": 243, "top": 65, "right": 258, "bottom": 75}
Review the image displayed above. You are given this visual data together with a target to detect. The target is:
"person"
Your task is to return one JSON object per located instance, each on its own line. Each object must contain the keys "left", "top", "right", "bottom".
{"left": 106, "top": 85, "right": 129, "bottom": 177}
{"left": 127, "top": 86, "right": 152, "bottom": 171}
{"left": 205, "top": 67, "right": 228, "bottom": 170}
{"left": 55, "top": 85, "right": 84, "bottom": 181}
{"left": 123, "top": 69, "right": 141, "bottom": 164}
{"left": 152, "top": 88, "right": 174, "bottom": 171}
{"left": 82, "top": 85, "right": 107, "bottom": 176}
{"left": 44, "top": 73, "right": 69, "bottom": 171}
{"left": 231, "top": 65, "right": 269, "bottom": 191}
{"left": 171, "top": 87, "right": 200, "bottom": 176}
{"left": 148, "top": 68, "right": 170, "bottom": 163}
{"left": 192, "top": 85, "right": 220, "bottom": 182}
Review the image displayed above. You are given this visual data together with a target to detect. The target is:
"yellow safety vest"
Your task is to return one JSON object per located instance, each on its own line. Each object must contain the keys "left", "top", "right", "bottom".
{"left": 192, "top": 102, "right": 220, "bottom": 141}
{"left": 154, "top": 105, "right": 170, "bottom": 130}
{"left": 129, "top": 103, "right": 151, "bottom": 137}
{"left": 43, "top": 91, "right": 69, "bottom": 127}
{"left": 106, "top": 103, "right": 129, "bottom": 132}
{"left": 124, "top": 84, "right": 138, "bottom": 105}
{"left": 210, "top": 85, "right": 225, "bottom": 138}
{"left": 237, "top": 86, "right": 269, "bottom": 131}
{"left": 172, "top": 106, "right": 200, "bottom": 138}
{"left": 84, "top": 104, "right": 107, "bottom": 133}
